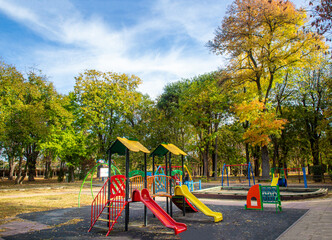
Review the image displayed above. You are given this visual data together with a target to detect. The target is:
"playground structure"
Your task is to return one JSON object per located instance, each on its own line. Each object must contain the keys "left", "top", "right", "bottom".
{"left": 78, "top": 161, "right": 121, "bottom": 207}
{"left": 154, "top": 165, "right": 202, "bottom": 192}
{"left": 175, "top": 185, "right": 222, "bottom": 222}
{"left": 221, "top": 163, "right": 255, "bottom": 187}
{"left": 271, "top": 167, "right": 308, "bottom": 188}
{"left": 88, "top": 137, "right": 222, "bottom": 237}
{"left": 183, "top": 165, "right": 201, "bottom": 191}
{"left": 271, "top": 173, "right": 279, "bottom": 186}
{"left": 245, "top": 184, "right": 282, "bottom": 212}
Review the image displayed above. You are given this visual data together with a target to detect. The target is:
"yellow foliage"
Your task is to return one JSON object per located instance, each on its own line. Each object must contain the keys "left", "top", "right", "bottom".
{"left": 235, "top": 99, "right": 288, "bottom": 146}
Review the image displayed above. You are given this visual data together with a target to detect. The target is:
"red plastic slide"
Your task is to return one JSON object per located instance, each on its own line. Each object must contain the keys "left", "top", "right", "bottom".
{"left": 132, "top": 189, "right": 187, "bottom": 235}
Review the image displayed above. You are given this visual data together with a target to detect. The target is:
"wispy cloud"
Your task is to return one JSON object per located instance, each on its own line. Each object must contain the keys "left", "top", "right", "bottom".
{"left": 0, "top": 0, "right": 227, "bottom": 99}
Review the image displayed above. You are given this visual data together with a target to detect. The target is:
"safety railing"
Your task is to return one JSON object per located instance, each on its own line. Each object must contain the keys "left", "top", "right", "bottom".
{"left": 129, "top": 175, "right": 144, "bottom": 198}
{"left": 148, "top": 175, "right": 176, "bottom": 197}
{"left": 89, "top": 175, "right": 126, "bottom": 236}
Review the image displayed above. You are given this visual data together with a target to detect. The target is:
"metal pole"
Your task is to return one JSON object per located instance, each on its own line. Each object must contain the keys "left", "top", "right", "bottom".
{"left": 144, "top": 153, "right": 147, "bottom": 226}
{"left": 169, "top": 152, "right": 172, "bottom": 217}
{"left": 303, "top": 167, "right": 308, "bottom": 188}
{"left": 248, "top": 163, "right": 250, "bottom": 187}
{"left": 165, "top": 154, "right": 169, "bottom": 214}
{"left": 108, "top": 152, "right": 112, "bottom": 202}
{"left": 125, "top": 148, "right": 130, "bottom": 231}
{"left": 182, "top": 155, "right": 185, "bottom": 216}
{"left": 221, "top": 163, "right": 225, "bottom": 187}
{"left": 152, "top": 155, "right": 156, "bottom": 218}
{"left": 108, "top": 152, "right": 112, "bottom": 226}
{"left": 152, "top": 155, "right": 155, "bottom": 177}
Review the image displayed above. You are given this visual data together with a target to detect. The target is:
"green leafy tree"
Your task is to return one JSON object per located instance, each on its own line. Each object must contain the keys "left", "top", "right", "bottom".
{"left": 295, "top": 57, "right": 331, "bottom": 179}
{"left": 180, "top": 73, "right": 230, "bottom": 177}
{"left": 22, "top": 70, "right": 60, "bottom": 182}
{"left": 74, "top": 70, "right": 142, "bottom": 160}
{"left": 0, "top": 61, "right": 25, "bottom": 180}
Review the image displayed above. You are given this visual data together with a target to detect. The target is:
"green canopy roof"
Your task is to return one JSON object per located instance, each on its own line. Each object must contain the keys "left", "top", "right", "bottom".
{"left": 150, "top": 143, "right": 187, "bottom": 157}
{"left": 108, "top": 137, "right": 150, "bottom": 156}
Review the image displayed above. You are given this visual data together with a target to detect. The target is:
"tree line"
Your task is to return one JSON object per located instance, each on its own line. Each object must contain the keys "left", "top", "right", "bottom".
{"left": 0, "top": 0, "right": 331, "bottom": 183}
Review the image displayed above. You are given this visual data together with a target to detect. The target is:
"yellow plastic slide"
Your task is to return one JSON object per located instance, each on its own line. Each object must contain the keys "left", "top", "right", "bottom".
{"left": 174, "top": 185, "right": 223, "bottom": 222}
{"left": 271, "top": 173, "right": 279, "bottom": 186}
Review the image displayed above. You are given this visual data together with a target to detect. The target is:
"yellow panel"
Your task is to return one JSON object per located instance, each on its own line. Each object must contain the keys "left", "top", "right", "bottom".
{"left": 128, "top": 139, "right": 150, "bottom": 153}
{"left": 161, "top": 143, "right": 187, "bottom": 156}
{"left": 117, "top": 137, "right": 150, "bottom": 153}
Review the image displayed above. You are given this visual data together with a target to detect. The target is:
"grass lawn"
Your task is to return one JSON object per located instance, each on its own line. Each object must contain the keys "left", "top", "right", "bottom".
{"left": 0, "top": 177, "right": 100, "bottom": 224}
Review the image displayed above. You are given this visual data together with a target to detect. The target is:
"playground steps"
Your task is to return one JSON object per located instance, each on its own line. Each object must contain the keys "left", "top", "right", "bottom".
{"left": 97, "top": 217, "right": 116, "bottom": 223}
{"left": 104, "top": 205, "right": 123, "bottom": 209}
{"left": 92, "top": 224, "right": 110, "bottom": 231}
{"left": 89, "top": 175, "right": 126, "bottom": 236}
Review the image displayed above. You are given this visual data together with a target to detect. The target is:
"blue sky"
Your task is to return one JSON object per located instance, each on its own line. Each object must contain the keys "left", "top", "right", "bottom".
{"left": 0, "top": 0, "right": 308, "bottom": 99}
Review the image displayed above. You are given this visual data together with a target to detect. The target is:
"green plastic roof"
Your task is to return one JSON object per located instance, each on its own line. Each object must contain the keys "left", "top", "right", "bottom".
{"left": 108, "top": 137, "right": 150, "bottom": 155}
{"left": 150, "top": 143, "right": 187, "bottom": 157}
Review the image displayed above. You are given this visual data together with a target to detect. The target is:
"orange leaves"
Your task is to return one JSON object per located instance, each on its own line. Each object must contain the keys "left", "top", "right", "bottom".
{"left": 234, "top": 99, "right": 265, "bottom": 122}
{"left": 235, "top": 99, "right": 287, "bottom": 146}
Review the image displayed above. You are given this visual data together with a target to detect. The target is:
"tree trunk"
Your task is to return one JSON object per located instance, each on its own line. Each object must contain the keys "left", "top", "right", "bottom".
{"left": 261, "top": 145, "right": 270, "bottom": 180}
{"left": 212, "top": 137, "right": 218, "bottom": 179}
{"left": 68, "top": 166, "right": 75, "bottom": 182}
{"left": 309, "top": 138, "right": 320, "bottom": 166}
{"left": 44, "top": 155, "right": 52, "bottom": 179}
{"left": 203, "top": 147, "right": 209, "bottom": 177}
{"left": 25, "top": 144, "right": 39, "bottom": 182}
{"left": 253, "top": 146, "right": 260, "bottom": 177}
{"left": 28, "top": 158, "right": 36, "bottom": 181}
{"left": 15, "top": 155, "right": 24, "bottom": 184}
{"left": 18, "top": 158, "right": 28, "bottom": 184}
{"left": 272, "top": 137, "right": 279, "bottom": 170}
{"left": 8, "top": 156, "right": 16, "bottom": 180}
{"left": 245, "top": 143, "right": 250, "bottom": 165}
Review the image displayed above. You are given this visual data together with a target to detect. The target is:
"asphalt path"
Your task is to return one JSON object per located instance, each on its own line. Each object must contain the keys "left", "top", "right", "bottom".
{"left": 1, "top": 200, "right": 307, "bottom": 240}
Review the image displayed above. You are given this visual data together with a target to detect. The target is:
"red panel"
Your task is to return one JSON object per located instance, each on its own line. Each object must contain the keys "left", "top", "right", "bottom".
{"left": 245, "top": 184, "right": 262, "bottom": 210}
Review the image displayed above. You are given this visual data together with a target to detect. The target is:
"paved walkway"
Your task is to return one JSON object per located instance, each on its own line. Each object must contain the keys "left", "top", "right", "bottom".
{"left": 277, "top": 197, "right": 332, "bottom": 240}
{"left": 201, "top": 195, "right": 332, "bottom": 240}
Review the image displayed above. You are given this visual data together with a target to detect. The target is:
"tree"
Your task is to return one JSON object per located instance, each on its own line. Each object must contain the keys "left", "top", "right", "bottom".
{"left": 154, "top": 80, "right": 191, "bottom": 148}
{"left": 296, "top": 58, "right": 331, "bottom": 167}
{"left": 39, "top": 93, "right": 73, "bottom": 179}
{"left": 0, "top": 61, "right": 25, "bottom": 180}
{"left": 74, "top": 70, "right": 142, "bottom": 159}
{"left": 208, "top": 0, "right": 327, "bottom": 179}
{"left": 310, "top": 0, "right": 332, "bottom": 39}
{"left": 58, "top": 127, "right": 88, "bottom": 182}
{"left": 180, "top": 73, "right": 230, "bottom": 177}
{"left": 22, "top": 70, "right": 60, "bottom": 182}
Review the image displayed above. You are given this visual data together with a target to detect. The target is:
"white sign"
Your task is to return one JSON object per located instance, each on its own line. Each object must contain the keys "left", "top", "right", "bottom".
{"left": 100, "top": 168, "right": 109, "bottom": 177}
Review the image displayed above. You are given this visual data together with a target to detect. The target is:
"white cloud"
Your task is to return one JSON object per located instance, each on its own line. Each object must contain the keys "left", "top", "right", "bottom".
{"left": 0, "top": 0, "right": 226, "bottom": 99}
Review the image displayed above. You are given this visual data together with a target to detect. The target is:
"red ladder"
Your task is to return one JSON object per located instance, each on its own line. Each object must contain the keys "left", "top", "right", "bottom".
{"left": 88, "top": 175, "right": 126, "bottom": 236}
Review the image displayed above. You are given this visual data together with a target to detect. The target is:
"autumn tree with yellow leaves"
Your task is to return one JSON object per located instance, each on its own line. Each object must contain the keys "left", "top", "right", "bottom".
{"left": 208, "top": 0, "right": 327, "bottom": 179}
